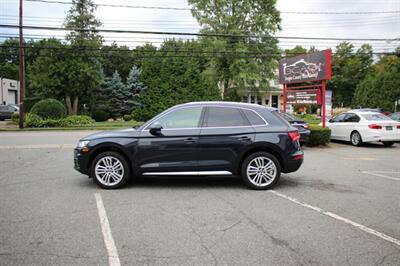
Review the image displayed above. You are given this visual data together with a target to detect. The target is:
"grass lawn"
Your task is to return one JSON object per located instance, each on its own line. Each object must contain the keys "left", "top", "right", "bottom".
{"left": 0, "top": 120, "right": 144, "bottom": 131}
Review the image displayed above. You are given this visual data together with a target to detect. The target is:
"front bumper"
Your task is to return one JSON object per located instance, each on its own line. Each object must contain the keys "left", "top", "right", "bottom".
{"left": 74, "top": 148, "right": 90, "bottom": 175}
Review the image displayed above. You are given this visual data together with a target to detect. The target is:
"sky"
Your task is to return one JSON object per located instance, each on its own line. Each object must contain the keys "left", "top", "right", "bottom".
{"left": 0, "top": 0, "right": 399, "bottom": 53}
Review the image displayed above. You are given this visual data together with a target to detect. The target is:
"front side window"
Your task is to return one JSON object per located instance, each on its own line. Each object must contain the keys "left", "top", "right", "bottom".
{"left": 332, "top": 113, "right": 346, "bottom": 122}
{"left": 344, "top": 113, "right": 360, "bottom": 123}
{"left": 152, "top": 107, "right": 203, "bottom": 129}
{"left": 205, "top": 107, "right": 250, "bottom": 127}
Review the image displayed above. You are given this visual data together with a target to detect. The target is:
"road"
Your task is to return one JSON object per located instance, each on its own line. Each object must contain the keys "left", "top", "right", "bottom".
{"left": 0, "top": 131, "right": 399, "bottom": 265}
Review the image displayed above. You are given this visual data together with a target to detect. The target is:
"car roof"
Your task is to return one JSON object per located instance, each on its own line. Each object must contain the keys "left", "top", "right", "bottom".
{"left": 346, "top": 110, "right": 383, "bottom": 115}
{"left": 176, "top": 101, "right": 277, "bottom": 111}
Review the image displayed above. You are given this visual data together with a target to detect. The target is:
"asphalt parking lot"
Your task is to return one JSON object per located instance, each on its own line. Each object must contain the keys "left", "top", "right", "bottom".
{"left": 0, "top": 131, "right": 399, "bottom": 266}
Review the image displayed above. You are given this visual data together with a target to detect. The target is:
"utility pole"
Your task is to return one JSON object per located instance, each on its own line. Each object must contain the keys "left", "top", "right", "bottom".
{"left": 18, "top": 0, "right": 25, "bottom": 129}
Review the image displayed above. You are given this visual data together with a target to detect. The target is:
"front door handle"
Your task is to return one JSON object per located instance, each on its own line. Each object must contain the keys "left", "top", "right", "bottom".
{"left": 239, "top": 136, "right": 251, "bottom": 142}
{"left": 184, "top": 138, "right": 196, "bottom": 144}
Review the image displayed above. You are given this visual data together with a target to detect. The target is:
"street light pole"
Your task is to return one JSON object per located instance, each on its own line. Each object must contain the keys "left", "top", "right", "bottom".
{"left": 18, "top": 0, "right": 25, "bottom": 129}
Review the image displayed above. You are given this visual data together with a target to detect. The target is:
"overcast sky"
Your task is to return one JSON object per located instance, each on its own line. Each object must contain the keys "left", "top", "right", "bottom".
{"left": 1, "top": 0, "right": 399, "bottom": 52}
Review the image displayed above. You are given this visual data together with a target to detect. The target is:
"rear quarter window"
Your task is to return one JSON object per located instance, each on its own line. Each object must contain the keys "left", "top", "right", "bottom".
{"left": 242, "top": 109, "right": 266, "bottom": 126}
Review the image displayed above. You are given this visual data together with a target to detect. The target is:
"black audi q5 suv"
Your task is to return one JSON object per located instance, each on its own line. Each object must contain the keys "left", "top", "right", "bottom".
{"left": 74, "top": 102, "right": 304, "bottom": 190}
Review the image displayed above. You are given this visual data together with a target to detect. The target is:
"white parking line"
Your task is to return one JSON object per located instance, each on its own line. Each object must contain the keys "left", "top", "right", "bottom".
{"left": 362, "top": 171, "right": 400, "bottom": 181}
{"left": 94, "top": 193, "right": 121, "bottom": 266}
{"left": 269, "top": 190, "right": 400, "bottom": 247}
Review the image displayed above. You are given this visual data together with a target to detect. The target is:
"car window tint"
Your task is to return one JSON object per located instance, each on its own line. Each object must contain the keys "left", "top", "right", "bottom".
{"left": 362, "top": 113, "right": 391, "bottom": 121}
{"left": 344, "top": 113, "right": 360, "bottom": 123}
{"left": 155, "top": 107, "right": 203, "bottom": 129}
{"left": 0, "top": 106, "right": 7, "bottom": 111}
{"left": 242, "top": 109, "right": 266, "bottom": 126}
{"left": 333, "top": 113, "right": 346, "bottom": 122}
{"left": 205, "top": 107, "right": 250, "bottom": 127}
{"left": 278, "top": 112, "right": 295, "bottom": 122}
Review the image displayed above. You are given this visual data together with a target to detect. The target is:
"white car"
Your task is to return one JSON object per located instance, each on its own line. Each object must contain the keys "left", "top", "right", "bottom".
{"left": 325, "top": 111, "right": 400, "bottom": 146}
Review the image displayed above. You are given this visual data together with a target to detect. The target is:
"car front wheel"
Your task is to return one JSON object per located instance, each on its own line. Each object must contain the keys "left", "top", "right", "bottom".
{"left": 91, "top": 151, "right": 130, "bottom": 189}
{"left": 241, "top": 152, "right": 281, "bottom": 190}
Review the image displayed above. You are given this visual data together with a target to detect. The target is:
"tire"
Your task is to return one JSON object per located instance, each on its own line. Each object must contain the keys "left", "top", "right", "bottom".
{"left": 383, "top": 141, "right": 395, "bottom": 147}
{"left": 91, "top": 151, "right": 130, "bottom": 189}
{"left": 350, "top": 131, "right": 363, "bottom": 146}
{"left": 241, "top": 152, "right": 281, "bottom": 190}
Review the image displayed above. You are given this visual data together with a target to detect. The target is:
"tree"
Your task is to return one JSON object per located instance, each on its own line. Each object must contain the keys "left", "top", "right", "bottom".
{"left": 125, "top": 66, "right": 144, "bottom": 112}
{"left": 354, "top": 55, "right": 400, "bottom": 111}
{"left": 188, "top": 0, "right": 281, "bottom": 99}
{"left": 28, "top": 39, "right": 102, "bottom": 115}
{"left": 61, "top": 0, "right": 103, "bottom": 114}
{"left": 327, "top": 42, "right": 373, "bottom": 107}
{"left": 133, "top": 40, "right": 221, "bottom": 121}
{"left": 101, "top": 43, "right": 138, "bottom": 80}
{"left": 96, "top": 70, "right": 128, "bottom": 118}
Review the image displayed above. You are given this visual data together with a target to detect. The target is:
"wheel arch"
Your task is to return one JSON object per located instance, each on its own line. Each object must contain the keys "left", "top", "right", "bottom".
{"left": 88, "top": 143, "right": 132, "bottom": 177}
{"left": 236, "top": 144, "right": 285, "bottom": 175}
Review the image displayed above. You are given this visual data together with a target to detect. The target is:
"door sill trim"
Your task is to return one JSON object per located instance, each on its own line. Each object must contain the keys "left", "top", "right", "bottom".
{"left": 142, "top": 171, "right": 232, "bottom": 176}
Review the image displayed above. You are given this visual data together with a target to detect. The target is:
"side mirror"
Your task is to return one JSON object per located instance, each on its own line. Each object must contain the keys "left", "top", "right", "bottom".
{"left": 328, "top": 119, "right": 334, "bottom": 123}
{"left": 149, "top": 122, "right": 163, "bottom": 136}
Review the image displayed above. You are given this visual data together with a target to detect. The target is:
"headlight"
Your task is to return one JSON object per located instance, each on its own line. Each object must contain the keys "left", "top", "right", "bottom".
{"left": 77, "top": 140, "right": 90, "bottom": 148}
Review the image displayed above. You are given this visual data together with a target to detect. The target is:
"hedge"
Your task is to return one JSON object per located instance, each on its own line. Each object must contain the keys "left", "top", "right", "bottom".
{"left": 25, "top": 114, "right": 94, "bottom": 128}
{"left": 92, "top": 110, "right": 109, "bottom": 122}
{"left": 123, "top": 114, "right": 132, "bottom": 121}
{"left": 307, "top": 125, "right": 331, "bottom": 146}
{"left": 31, "top": 99, "right": 67, "bottom": 119}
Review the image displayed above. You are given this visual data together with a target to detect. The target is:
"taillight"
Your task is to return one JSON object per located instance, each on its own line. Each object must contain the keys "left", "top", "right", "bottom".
{"left": 397, "top": 125, "right": 400, "bottom": 129}
{"left": 368, "top": 124, "right": 382, "bottom": 129}
{"left": 288, "top": 131, "right": 300, "bottom": 142}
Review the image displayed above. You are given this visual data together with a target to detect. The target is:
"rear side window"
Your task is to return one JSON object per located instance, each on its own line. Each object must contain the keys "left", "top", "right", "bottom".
{"left": 204, "top": 107, "right": 250, "bottom": 127}
{"left": 344, "top": 113, "right": 360, "bottom": 122}
{"left": 362, "top": 113, "right": 391, "bottom": 121}
{"left": 242, "top": 109, "right": 266, "bottom": 126}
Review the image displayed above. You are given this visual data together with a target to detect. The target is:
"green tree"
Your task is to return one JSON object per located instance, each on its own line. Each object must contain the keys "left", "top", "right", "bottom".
{"left": 101, "top": 43, "right": 138, "bottom": 80}
{"left": 188, "top": 0, "right": 281, "bottom": 99}
{"left": 125, "top": 65, "right": 144, "bottom": 111}
{"left": 354, "top": 55, "right": 400, "bottom": 111}
{"left": 62, "top": 0, "right": 103, "bottom": 114}
{"left": 28, "top": 39, "right": 102, "bottom": 114}
{"left": 327, "top": 42, "right": 373, "bottom": 107}
{"left": 133, "top": 40, "right": 221, "bottom": 121}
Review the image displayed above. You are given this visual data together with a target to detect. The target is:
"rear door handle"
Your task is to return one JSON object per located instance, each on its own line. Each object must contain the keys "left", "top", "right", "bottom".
{"left": 184, "top": 138, "right": 196, "bottom": 144}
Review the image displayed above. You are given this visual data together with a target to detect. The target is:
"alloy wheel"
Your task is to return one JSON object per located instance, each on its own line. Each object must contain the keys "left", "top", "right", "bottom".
{"left": 246, "top": 156, "right": 277, "bottom": 187}
{"left": 351, "top": 132, "right": 361, "bottom": 146}
{"left": 94, "top": 156, "right": 125, "bottom": 186}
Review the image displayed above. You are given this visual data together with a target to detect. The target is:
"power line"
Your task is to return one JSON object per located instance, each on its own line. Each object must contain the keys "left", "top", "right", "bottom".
{"left": 24, "top": 0, "right": 400, "bottom": 14}
{"left": 1, "top": 24, "right": 398, "bottom": 42}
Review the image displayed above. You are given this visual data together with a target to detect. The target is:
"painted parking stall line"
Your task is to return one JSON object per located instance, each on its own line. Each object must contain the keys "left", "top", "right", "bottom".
{"left": 94, "top": 193, "right": 121, "bottom": 266}
{"left": 362, "top": 171, "right": 400, "bottom": 181}
{"left": 269, "top": 190, "right": 400, "bottom": 247}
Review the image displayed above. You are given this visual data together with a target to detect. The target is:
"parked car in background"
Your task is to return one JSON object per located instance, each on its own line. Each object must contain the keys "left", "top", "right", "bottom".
{"left": 278, "top": 112, "right": 311, "bottom": 143}
{"left": 0, "top": 105, "right": 17, "bottom": 121}
{"left": 388, "top": 112, "right": 400, "bottom": 122}
{"left": 354, "top": 108, "right": 391, "bottom": 116}
{"left": 74, "top": 102, "right": 304, "bottom": 190}
{"left": 326, "top": 111, "right": 400, "bottom": 146}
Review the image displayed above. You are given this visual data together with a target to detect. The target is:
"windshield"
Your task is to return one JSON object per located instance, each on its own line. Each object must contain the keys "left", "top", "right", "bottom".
{"left": 362, "top": 113, "right": 392, "bottom": 121}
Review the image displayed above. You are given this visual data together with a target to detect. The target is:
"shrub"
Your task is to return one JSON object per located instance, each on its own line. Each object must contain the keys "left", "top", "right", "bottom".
{"left": 123, "top": 114, "right": 132, "bottom": 121}
{"left": 40, "top": 119, "right": 63, "bottom": 127}
{"left": 31, "top": 98, "right": 67, "bottom": 119}
{"left": 25, "top": 113, "right": 43, "bottom": 127}
{"left": 92, "top": 110, "right": 109, "bottom": 122}
{"left": 61, "top": 115, "right": 95, "bottom": 127}
{"left": 11, "top": 112, "right": 19, "bottom": 123}
{"left": 307, "top": 125, "right": 331, "bottom": 146}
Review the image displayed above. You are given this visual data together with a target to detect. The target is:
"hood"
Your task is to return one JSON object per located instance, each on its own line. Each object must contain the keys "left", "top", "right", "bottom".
{"left": 82, "top": 128, "right": 140, "bottom": 140}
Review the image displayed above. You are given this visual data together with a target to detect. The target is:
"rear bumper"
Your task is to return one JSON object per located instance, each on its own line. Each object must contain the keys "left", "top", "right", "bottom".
{"left": 283, "top": 150, "right": 304, "bottom": 173}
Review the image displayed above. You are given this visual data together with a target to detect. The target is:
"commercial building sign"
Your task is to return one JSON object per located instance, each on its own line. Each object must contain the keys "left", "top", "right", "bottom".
{"left": 286, "top": 90, "right": 321, "bottom": 105}
{"left": 279, "top": 50, "right": 332, "bottom": 84}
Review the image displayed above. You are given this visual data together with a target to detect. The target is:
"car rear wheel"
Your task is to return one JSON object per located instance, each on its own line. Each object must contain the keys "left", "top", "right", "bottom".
{"left": 241, "top": 152, "right": 281, "bottom": 190}
{"left": 383, "top": 141, "right": 394, "bottom": 147}
{"left": 91, "top": 151, "right": 130, "bottom": 189}
{"left": 350, "top": 131, "right": 363, "bottom": 146}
